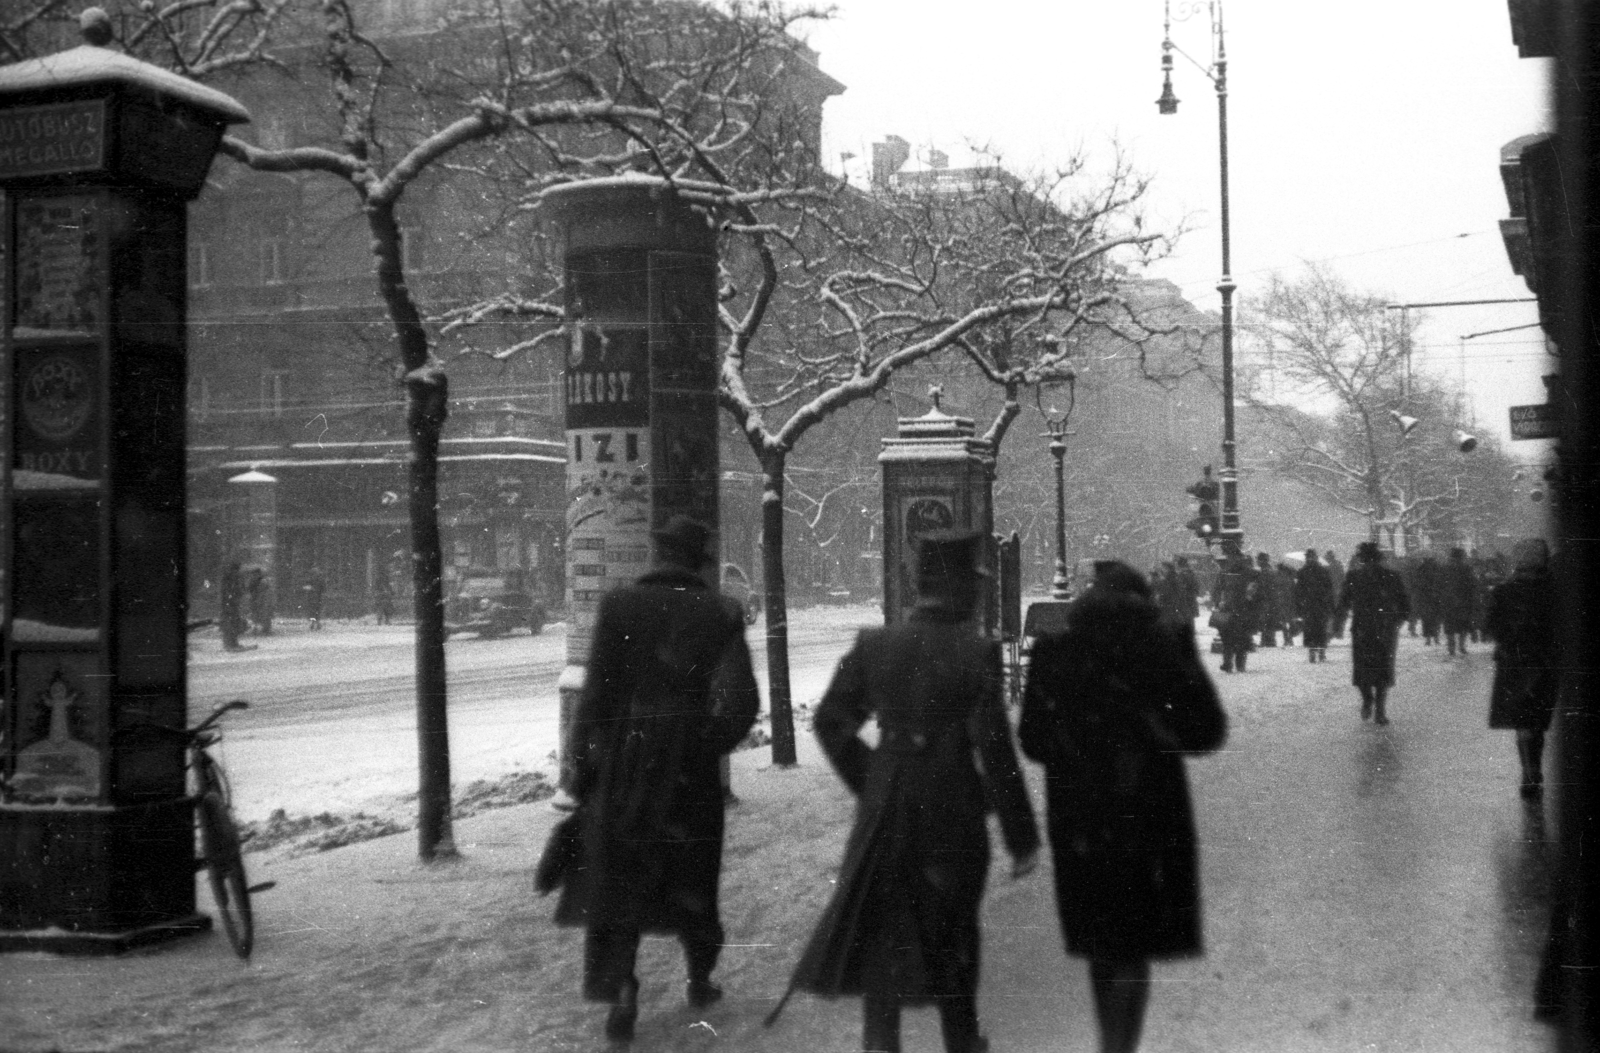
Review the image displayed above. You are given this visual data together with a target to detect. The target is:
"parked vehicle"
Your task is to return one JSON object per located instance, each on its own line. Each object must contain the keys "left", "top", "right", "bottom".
{"left": 445, "top": 569, "right": 546, "bottom": 638}
{"left": 721, "top": 563, "right": 761, "bottom": 624}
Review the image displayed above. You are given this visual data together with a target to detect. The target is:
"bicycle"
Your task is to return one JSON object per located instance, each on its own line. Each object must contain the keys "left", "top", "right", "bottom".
{"left": 170, "top": 699, "right": 275, "bottom": 958}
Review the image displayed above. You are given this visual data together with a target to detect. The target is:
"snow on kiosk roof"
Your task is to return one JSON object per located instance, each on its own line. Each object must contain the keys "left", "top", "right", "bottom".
{"left": 0, "top": 43, "right": 250, "bottom": 127}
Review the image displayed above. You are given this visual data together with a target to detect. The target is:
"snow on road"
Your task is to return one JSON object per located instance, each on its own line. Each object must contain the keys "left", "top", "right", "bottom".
{"left": 188, "top": 605, "right": 882, "bottom": 823}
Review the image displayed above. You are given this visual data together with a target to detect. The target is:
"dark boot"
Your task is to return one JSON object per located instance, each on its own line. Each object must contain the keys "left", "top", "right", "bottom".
{"left": 1373, "top": 689, "right": 1390, "bottom": 725}
{"left": 606, "top": 977, "right": 639, "bottom": 1042}
{"left": 1360, "top": 687, "right": 1373, "bottom": 721}
{"left": 864, "top": 996, "right": 902, "bottom": 1053}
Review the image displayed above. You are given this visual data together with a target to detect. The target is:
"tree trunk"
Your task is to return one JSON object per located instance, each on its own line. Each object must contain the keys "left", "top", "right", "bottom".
{"left": 368, "top": 202, "right": 456, "bottom": 860}
{"left": 760, "top": 448, "right": 797, "bottom": 766}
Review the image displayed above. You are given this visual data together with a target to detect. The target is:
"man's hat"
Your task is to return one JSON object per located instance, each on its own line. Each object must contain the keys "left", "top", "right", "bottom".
{"left": 652, "top": 514, "right": 713, "bottom": 568}
{"left": 1355, "top": 540, "right": 1383, "bottom": 561}
{"left": 913, "top": 529, "right": 990, "bottom": 590}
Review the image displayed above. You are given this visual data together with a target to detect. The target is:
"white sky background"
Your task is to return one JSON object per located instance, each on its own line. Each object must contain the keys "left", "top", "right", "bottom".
{"left": 801, "top": 0, "right": 1555, "bottom": 453}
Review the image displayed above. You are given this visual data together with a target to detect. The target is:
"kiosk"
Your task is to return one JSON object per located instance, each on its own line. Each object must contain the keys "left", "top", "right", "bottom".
{"left": 0, "top": 13, "right": 249, "bottom": 951}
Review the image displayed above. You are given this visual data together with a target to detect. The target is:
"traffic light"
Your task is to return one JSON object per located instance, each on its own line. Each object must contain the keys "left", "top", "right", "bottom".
{"left": 1185, "top": 467, "right": 1221, "bottom": 542}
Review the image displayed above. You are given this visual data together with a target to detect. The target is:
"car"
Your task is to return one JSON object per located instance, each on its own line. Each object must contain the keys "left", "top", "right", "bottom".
{"left": 720, "top": 563, "right": 761, "bottom": 625}
{"left": 444, "top": 569, "right": 547, "bottom": 638}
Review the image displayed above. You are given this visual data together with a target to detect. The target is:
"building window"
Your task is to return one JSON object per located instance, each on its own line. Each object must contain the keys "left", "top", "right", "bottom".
{"left": 261, "top": 371, "right": 287, "bottom": 418}
{"left": 260, "top": 237, "right": 284, "bottom": 284}
{"left": 188, "top": 241, "right": 212, "bottom": 288}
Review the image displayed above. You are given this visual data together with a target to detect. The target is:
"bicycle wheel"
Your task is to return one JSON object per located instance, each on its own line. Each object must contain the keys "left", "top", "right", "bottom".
{"left": 198, "top": 791, "right": 255, "bottom": 959}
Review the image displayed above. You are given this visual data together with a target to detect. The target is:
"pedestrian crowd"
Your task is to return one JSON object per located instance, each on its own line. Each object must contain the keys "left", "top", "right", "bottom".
{"left": 542, "top": 518, "right": 1228, "bottom": 1053}
{"left": 535, "top": 519, "right": 1560, "bottom": 1051}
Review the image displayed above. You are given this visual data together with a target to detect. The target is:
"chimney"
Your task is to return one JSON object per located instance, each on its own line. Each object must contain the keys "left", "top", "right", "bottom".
{"left": 872, "top": 135, "right": 911, "bottom": 189}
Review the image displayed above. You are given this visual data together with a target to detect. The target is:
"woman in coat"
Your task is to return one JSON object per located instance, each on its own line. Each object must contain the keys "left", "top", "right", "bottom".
{"left": 1486, "top": 538, "right": 1559, "bottom": 798}
{"left": 1019, "top": 561, "right": 1227, "bottom": 1053}
{"left": 553, "top": 517, "right": 760, "bottom": 1042}
{"left": 785, "top": 530, "right": 1039, "bottom": 1053}
{"left": 1333, "top": 541, "right": 1411, "bottom": 724}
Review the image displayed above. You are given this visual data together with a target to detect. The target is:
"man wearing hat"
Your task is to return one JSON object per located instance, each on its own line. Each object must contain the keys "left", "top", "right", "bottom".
{"left": 779, "top": 529, "right": 1039, "bottom": 1053}
{"left": 1334, "top": 541, "right": 1411, "bottom": 724}
{"left": 552, "top": 515, "right": 761, "bottom": 1042}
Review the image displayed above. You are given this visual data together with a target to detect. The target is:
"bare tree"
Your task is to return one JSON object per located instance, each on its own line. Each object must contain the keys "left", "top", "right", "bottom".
{"left": 1, "top": 0, "right": 293, "bottom": 68}
{"left": 207, "top": 0, "right": 827, "bottom": 857}
{"left": 1242, "top": 264, "right": 1514, "bottom": 550}
{"left": 713, "top": 155, "right": 1172, "bottom": 760}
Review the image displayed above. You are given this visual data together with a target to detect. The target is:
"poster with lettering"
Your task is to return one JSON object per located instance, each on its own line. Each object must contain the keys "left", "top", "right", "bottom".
{"left": 12, "top": 343, "right": 101, "bottom": 485}
{"left": 9, "top": 651, "right": 105, "bottom": 803}
{"left": 564, "top": 425, "right": 650, "bottom": 663}
{"left": 14, "top": 194, "right": 104, "bottom": 339}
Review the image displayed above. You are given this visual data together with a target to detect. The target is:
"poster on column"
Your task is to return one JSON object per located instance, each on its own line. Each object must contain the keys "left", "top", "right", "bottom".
{"left": 13, "top": 194, "right": 103, "bottom": 340}
{"left": 565, "top": 323, "right": 651, "bottom": 659}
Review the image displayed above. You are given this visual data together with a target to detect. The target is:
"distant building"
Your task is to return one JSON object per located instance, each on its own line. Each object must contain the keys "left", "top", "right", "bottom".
{"left": 183, "top": 2, "right": 841, "bottom": 619}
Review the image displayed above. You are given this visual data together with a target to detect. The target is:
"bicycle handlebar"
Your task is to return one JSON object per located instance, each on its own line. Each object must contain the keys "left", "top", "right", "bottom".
{"left": 114, "top": 699, "right": 250, "bottom": 743}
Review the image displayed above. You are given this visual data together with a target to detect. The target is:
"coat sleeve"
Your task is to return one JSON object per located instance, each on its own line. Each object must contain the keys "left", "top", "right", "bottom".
{"left": 970, "top": 641, "right": 1041, "bottom": 860}
{"left": 1149, "top": 621, "right": 1228, "bottom": 755}
{"left": 813, "top": 636, "right": 875, "bottom": 796}
{"left": 704, "top": 618, "right": 761, "bottom": 755}
{"left": 1017, "top": 634, "right": 1066, "bottom": 766}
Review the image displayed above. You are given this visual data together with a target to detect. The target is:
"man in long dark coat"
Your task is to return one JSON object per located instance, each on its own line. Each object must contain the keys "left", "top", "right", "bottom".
{"left": 784, "top": 529, "right": 1039, "bottom": 1053}
{"left": 1173, "top": 555, "right": 1201, "bottom": 625}
{"left": 1440, "top": 547, "right": 1477, "bottom": 655}
{"left": 1294, "top": 549, "right": 1335, "bottom": 663}
{"left": 1211, "top": 543, "right": 1260, "bottom": 673}
{"left": 1334, "top": 541, "right": 1411, "bottom": 724}
{"left": 1254, "top": 552, "right": 1282, "bottom": 647}
{"left": 1325, "top": 550, "right": 1347, "bottom": 638}
{"left": 1486, "top": 538, "right": 1560, "bottom": 798}
{"left": 554, "top": 516, "right": 760, "bottom": 1043}
{"left": 1413, "top": 555, "right": 1443, "bottom": 645}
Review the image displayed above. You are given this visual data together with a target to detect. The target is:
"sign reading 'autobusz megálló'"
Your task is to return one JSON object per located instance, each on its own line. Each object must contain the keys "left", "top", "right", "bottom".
{"left": 0, "top": 100, "right": 106, "bottom": 180}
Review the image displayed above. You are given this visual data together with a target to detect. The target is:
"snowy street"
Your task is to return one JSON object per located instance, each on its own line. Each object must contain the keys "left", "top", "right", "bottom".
{"left": 187, "top": 606, "right": 881, "bottom": 822}
{"left": 0, "top": 615, "right": 1560, "bottom": 1052}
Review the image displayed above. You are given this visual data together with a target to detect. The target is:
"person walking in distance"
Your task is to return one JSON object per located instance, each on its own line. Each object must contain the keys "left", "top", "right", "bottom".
{"left": 1414, "top": 554, "right": 1443, "bottom": 646}
{"left": 1173, "top": 555, "right": 1201, "bottom": 627}
{"left": 552, "top": 516, "right": 760, "bottom": 1044}
{"left": 1210, "top": 542, "right": 1260, "bottom": 673}
{"left": 1294, "top": 549, "right": 1335, "bottom": 663}
{"left": 1019, "top": 561, "right": 1228, "bottom": 1053}
{"left": 1440, "top": 547, "right": 1478, "bottom": 656}
{"left": 1334, "top": 542, "right": 1411, "bottom": 724}
{"left": 1486, "top": 539, "right": 1560, "bottom": 799}
{"left": 219, "top": 560, "right": 247, "bottom": 651}
{"left": 1254, "top": 552, "right": 1281, "bottom": 647}
{"left": 779, "top": 529, "right": 1039, "bottom": 1053}
{"left": 245, "top": 567, "right": 272, "bottom": 636}
{"left": 373, "top": 562, "right": 395, "bottom": 625}
{"left": 1325, "top": 550, "right": 1347, "bottom": 639}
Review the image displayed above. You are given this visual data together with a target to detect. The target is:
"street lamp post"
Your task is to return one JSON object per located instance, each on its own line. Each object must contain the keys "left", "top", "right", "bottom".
{"left": 1039, "top": 374, "right": 1078, "bottom": 600}
{"left": 1160, "top": 0, "right": 1242, "bottom": 547}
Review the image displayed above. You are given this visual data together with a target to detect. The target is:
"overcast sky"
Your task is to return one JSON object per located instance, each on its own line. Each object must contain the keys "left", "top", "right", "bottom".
{"left": 801, "top": 0, "right": 1553, "bottom": 452}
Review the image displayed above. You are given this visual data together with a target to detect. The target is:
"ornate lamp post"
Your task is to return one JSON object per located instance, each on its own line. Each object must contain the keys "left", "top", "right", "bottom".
{"left": 1160, "top": 0, "right": 1243, "bottom": 546}
{"left": 1038, "top": 375, "right": 1077, "bottom": 600}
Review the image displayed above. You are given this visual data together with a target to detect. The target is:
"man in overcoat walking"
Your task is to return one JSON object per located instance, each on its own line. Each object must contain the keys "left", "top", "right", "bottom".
{"left": 1440, "top": 547, "right": 1478, "bottom": 656}
{"left": 553, "top": 515, "right": 760, "bottom": 1043}
{"left": 1486, "top": 538, "right": 1560, "bottom": 798}
{"left": 1294, "top": 549, "right": 1335, "bottom": 663}
{"left": 1210, "top": 542, "right": 1260, "bottom": 673}
{"left": 783, "top": 529, "right": 1039, "bottom": 1053}
{"left": 1334, "top": 541, "right": 1411, "bottom": 724}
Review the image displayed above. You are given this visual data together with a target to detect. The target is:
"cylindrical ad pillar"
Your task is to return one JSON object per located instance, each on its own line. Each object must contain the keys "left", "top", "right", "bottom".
{"left": 543, "top": 177, "right": 721, "bottom": 793}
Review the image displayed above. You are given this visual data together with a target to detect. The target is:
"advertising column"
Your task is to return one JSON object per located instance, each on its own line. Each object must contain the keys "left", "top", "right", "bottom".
{"left": 544, "top": 178, "right": 720, "bottom": 800}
